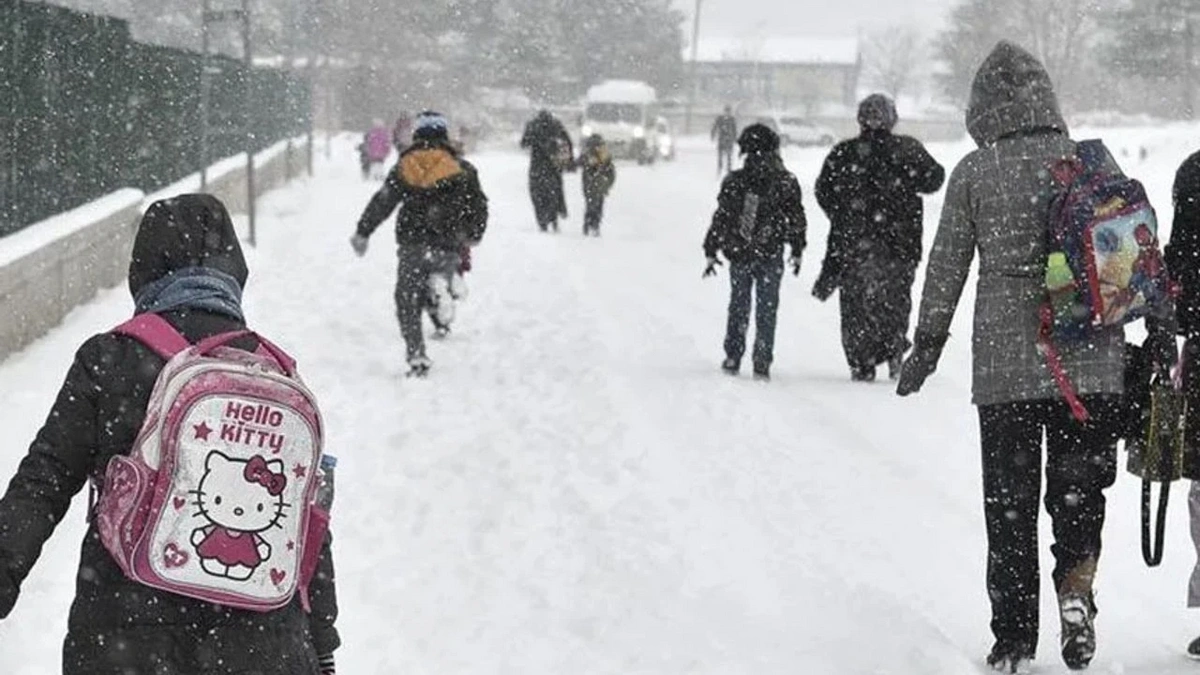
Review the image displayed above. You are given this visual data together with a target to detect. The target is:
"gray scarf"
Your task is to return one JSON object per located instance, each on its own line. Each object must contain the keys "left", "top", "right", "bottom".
{"left": 134, "top": 267, "right": 245, "bottom": 322}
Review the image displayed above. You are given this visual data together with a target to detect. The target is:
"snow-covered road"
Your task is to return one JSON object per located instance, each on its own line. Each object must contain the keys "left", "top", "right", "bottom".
{"left": 5, "top": 128, "right": 1200, "bottom": 673}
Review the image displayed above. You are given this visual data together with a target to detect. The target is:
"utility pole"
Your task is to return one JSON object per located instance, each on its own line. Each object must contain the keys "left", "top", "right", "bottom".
{"left": 306, "top": 0, "right": 317, "bottom": 176}
{"left": 200, "top": 0, "right": 212, "bottom": 191}
{"left": 685, "top": 0, "right": 704, "bottom": 135}
{"left": 242, "top": 0, "right": 256, "bottom": 247}
{"left": 201, "top": 2, "right": 256, "bottom": 245}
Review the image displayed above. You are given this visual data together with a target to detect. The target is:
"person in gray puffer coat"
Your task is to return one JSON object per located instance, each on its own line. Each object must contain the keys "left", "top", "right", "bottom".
{"left": 896, "top": 41, "right": 1175, "bottom": 673}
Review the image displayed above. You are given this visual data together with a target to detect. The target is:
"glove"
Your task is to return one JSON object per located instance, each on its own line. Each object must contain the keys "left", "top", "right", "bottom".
{"left": 350, "top": 234, "right": 369, "bottom": 257}
{"left": 896, "top": 331, "right": 949, "bottom": 396}
{"left": 812, "top": 267, "right": 839, "bottom": 302}
{"left": 317, "top": 653, "right": 335, "bottom": 675}
{"left": 703, "top": 257, "right": 723, "bottom": 278}
{"left": 788, "top": 256, "right": 802, "bottom": 277}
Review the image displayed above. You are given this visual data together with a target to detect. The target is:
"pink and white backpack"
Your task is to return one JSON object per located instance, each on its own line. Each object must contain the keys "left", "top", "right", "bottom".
{"left": 93, "top": 314, "right": 329, "bottom": 612}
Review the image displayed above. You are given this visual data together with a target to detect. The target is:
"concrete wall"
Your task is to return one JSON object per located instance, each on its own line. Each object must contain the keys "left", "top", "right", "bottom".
{"left": 0, "top": 139, "right": 304, "bottom": 362}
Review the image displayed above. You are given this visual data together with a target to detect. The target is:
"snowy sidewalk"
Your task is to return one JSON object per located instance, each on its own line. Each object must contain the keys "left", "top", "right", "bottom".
{"left": 3, "top": 130, "right": 1200, "bottom": 673}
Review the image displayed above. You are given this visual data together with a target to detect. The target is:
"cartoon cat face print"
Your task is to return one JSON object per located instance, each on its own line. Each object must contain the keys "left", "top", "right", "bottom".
{"left": 194, "top": 451, "right": 289, "bottom": 533}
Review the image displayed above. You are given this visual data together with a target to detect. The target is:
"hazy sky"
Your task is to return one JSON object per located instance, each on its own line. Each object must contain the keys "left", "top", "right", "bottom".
{"left": 673, "top": 0, "right": 956, "bottom": 38}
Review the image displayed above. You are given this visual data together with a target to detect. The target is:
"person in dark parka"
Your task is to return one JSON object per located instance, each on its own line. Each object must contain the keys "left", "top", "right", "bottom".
{"left": 703, "top": 123, "right": 807, "bottom": 380}
{"left": 1164, "top": 150, "right": 1200, "bottom": 659}
{"left": 352, "top": 111, "right": 489, "bottom": 376}
{"left": 712, "top": 105, "right": 738, "bottom": 175}
{"left": 580, "top": 134, "right": 616, "bottom": 237}
{"left": 520, "top": 109, "right": 574, "bottom": 232}
{"left": 813, "top": 94, "right": 945, "bottom": 382}
{"left": 0, "top": 194, "right": 340, "bottom": 674}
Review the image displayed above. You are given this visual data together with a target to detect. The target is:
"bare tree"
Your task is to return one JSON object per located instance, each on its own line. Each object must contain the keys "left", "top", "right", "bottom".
{"left": 863, "top": 26, "right": 926, "bottom": 100}
{"left": 935, "top": 0, "right": 1098, "bottom": 108}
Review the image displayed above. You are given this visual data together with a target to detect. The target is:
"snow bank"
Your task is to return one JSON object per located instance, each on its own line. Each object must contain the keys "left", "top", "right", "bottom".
{"left": 0, "top": 188, "right": 143, "bottom": 270}
{"left": 0, "top": 189, "right": 143, "bottom": 360}
{"left": 0, "top": 137, "right": 311, "bottom": 363}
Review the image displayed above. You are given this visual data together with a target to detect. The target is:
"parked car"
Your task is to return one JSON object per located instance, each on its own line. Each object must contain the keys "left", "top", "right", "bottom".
{"left": 754, "top": 114, "right": 836, "bottom": 147}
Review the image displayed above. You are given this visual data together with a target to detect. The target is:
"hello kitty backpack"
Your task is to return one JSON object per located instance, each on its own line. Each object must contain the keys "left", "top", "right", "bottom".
{"left": 93, "top": 314, "right": 329, "bottom": 612}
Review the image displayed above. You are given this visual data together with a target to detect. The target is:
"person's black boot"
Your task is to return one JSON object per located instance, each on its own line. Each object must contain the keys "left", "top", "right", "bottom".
{"left": 753, "top": 366, "right": 770, "bottom": 382}
{"left": 1059, "top": 592, "right": 1096, "bottom": 670}
{"left": 851, "top": 365, "right": 876, "bottom": 382}
{"left": 721, "top": 358, "right": 740, "bottom": 376}
{"left": 1186, "top": 634, "right": 1200, "bottom": 660}
{"left": 986, "top": 640, "right": 1034, "bottom": 674}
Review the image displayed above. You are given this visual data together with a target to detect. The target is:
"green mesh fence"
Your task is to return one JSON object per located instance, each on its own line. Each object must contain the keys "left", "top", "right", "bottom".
{"left": 0, "top": 1, "right": 310, "bottom": 235}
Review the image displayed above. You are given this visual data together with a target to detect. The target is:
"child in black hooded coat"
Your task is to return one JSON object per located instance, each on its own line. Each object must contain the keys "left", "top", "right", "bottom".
{"left": 0, "top": 194, "right": 340, "bottom": 674}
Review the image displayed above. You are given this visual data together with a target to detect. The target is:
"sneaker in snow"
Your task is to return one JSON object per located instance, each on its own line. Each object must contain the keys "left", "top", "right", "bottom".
{"left": 1187, "top": 635, "right": 1200, "bottom": 660}
{"left": 986, "top": 641, "right": 1034, "bottom": 674}
{"left": 427, "top": 274, "right": 456, "bottom": 328}
{"left": 432, "top": 325, "right": 451, "bottom": 340}
{"left": 406, "top": 355, "right": 432, "bottom": 378}
{"left": 753, "top": 367, "right": 770, "bottom": 382}
{"left": 721, "top": 358, "right": 740, "bottom": 376}
{"left": 851, "top": 365, "right": 876, "bottom": 382}
{"left": 1059, "top": 593, "right": 1096, "bottom": 670}
{"left": 449, "top": 272, "right": 468, "bottom": 300}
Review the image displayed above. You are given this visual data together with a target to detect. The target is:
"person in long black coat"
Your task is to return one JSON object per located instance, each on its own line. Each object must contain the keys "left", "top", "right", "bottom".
{"left": 0, "top": 195, "right": 340, "bottom": 674}
{"left": 520, "top": 109, "right": 574, "bottom": 232}
{"left": 813, "top": 94, "right": 945, "bottom": 381}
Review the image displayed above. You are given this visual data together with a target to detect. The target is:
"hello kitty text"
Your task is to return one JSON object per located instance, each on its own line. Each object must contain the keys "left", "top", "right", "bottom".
{"left": 220, "top": 401, "right": 287, "bottom": 452}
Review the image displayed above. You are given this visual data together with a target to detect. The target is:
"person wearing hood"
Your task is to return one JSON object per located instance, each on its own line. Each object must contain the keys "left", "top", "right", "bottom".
{"left": 351, "top": 111, "right": 489, "bottom": 377}
{"left": 580, "top": 133, "right": 616, "bottom": 237}
{"left": 520, "top": 109, "right": 574, "bottom": 232}
{"left": 0, "top": 194, "right": 340, "bottom": 673}
{"left": 896, "top": 42, "right": 1176, "bottom": 672}
{"left": 813, "top": 94, "right": 945, "bottom": 382}
{"left": 702, "top": 123, "right": 807, "bottom": 381}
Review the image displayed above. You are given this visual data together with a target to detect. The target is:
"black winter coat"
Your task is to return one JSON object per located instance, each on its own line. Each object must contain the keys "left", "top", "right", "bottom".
{"left": 703, "top": 152, "right": 808, "bottom": 262}
{"left": 711, "top": 115, "right": 738, "bottom": 148}
{"left": 581, "top": 147, "right": 616, "bottom": 202}
{"left": 815, "top": 130, "right": 944, "bottom": 276}
{"left": 356, "top": 139, "right": 489, "bottom": 251}
{"left": 1167, "top": 150, "right": 1200, "bottom": 337}
{"left": 520, "top": 114, "right": 573, "bottom": 179}
{"left": 0, "top": 195, "right": 339, "bottom": 674}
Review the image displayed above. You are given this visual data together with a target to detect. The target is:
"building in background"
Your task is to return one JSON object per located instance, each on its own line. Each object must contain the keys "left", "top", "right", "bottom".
{"left": 688, "top": 36, "right": 861, "bottom": 117}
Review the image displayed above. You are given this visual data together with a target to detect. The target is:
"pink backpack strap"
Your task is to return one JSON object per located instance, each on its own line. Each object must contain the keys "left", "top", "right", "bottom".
{"left": 1038, "top": 304, "right": 1091, "bottom": 423}
{"left": 113, "top": 314, "right": 190, "bottom": 360}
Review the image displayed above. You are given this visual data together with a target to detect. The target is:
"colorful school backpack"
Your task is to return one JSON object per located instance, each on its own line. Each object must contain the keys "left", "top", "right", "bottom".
{"left": 93, "top": 314, "right": 329, "bottom": 612}
{"left": 1039, "top": 139, "right": 1171, "bottom": 421}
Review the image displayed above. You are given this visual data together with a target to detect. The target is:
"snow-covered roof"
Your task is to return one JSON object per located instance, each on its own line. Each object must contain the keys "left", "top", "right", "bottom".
{"left": 691, "top": 36, "right": 860, "bottom": 66}
{"left": 586, "top": 80, "right": 658, "bottom": 104}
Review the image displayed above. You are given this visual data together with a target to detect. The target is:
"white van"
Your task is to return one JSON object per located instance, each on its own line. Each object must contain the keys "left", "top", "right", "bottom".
{"left": 580, "top": 80, "right": 660, "bottom": 164}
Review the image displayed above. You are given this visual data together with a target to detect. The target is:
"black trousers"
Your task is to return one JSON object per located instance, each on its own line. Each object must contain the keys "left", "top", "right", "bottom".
{"left": 584, "top": 194, "right": 605, "bottom": 234}
{"left": 717, "top": 144, "right": 734, "bottom": 174}
{"left": 977, "top": 396, "right": 1119, "bottom": 651}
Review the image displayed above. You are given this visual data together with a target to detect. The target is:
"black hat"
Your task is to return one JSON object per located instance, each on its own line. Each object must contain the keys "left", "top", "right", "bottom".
{"left": 128, "top": 194, "right": 248, "bottom": 299}
{"left": 737, "top": 123, "right": 780, "bottom": 155}
{"left": 858, "top": 94, "right": 898, "bottom": 132}
{"left": 413, "top": 110, "right": 450, "bottom": 141}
